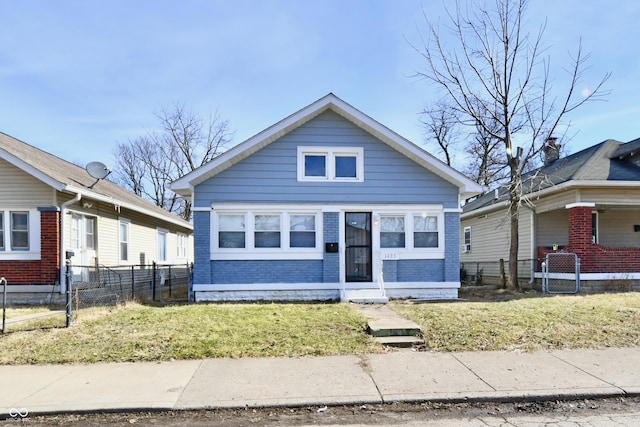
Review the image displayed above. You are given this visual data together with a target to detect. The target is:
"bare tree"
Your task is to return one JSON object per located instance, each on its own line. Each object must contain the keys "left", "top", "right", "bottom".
{"left": 421, "top": 99, "right": 460, "bottom": 166}
{"left": 113, "top": 103, "right": 232, "bottom": 220}
{"left": 413, "top": 0, "right": 609, "bottom": 289}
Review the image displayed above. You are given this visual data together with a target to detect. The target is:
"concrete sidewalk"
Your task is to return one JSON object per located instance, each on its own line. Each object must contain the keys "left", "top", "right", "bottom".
{"left": 2, "top": 347, "right": 640, "bottom": 415}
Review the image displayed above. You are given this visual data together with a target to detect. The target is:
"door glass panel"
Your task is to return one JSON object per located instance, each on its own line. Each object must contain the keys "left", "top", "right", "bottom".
{"left": 345, "top": 212, "right": 372, "bottom": 282}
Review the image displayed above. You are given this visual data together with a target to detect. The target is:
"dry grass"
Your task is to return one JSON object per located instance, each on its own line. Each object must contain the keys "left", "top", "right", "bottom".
{"left": 0, "top": 302, "right": 381, "bottom": 364}
{"left": 2, "top": 292, "right": 638, "bottom": 365}
{"left": 392, "top": 292, "right": 640, "bottom": 352}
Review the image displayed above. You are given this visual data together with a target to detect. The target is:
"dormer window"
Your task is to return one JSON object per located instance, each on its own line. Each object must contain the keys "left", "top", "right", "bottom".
{"left": 297, "top": 146, "right": 363, "bottom": 182}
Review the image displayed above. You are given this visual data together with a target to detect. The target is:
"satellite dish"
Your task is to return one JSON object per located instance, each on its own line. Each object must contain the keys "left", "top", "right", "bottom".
{"left": 86, "top": 161, "right": 111, "bottom": 188}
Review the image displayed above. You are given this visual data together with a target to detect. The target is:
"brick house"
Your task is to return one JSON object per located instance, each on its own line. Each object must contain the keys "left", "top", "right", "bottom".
{"left": 0, "top": 132, "right": 193, "bottom": 303}
{"left": 461, "top": 137, "right": 640, "bottom": 290}
{"left": 171, "top": 94, "right": 483, "bottom": 302}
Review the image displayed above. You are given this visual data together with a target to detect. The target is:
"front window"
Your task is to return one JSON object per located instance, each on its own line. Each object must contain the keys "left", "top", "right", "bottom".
{"left": 213, "top": 209, "right": 321, "bottom": 259}
{"left": 219, "top": 214, "right": 245, "bottom": 248}
{"left": 290, "top": 215, "right": 316, "bottom": 248}
{"left": 11, "top": 212, "right": 29, "bottom": 250}
{"left": 414, "top": 215, "right": 438, "bottom": 248}
{"left": 254, "top": 215, "right": 281, "bottom": 248}
{"left": 380, "top": 216, "right": 405, "bottom": 248}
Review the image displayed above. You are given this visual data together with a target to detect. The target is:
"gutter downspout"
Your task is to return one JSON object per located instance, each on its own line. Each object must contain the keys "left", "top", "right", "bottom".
{"left": 59, "top": 193, "right": 81, "bottom": 293}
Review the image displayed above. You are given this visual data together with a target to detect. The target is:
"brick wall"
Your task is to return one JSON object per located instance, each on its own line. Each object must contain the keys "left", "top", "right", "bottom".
{"left": 444, "top": 212, "right": 460, "bottom": 282}
{"left": 192, "top": 211, "right": 211, "bottom": 285}
{"left": 397, "top": 259, "right": 445, "bottom": 282}
{"left": 563, "top": 205, "right": 640, "bottom": 273}
{"left": 0, "top": 208, "right": 60, "bottom": 285}
{"left": 212, "top": 260, "right": 323, "bottom": 283}
{"left": 322, "top": 212, "right": 340, "bottom": 283}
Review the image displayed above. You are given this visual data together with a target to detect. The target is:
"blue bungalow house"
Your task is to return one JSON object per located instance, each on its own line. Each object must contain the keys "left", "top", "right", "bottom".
{"left": 170, "top": 94, "right": 483, "bottom": 302}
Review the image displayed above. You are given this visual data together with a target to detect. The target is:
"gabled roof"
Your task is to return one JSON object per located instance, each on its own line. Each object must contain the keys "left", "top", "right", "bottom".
{"left": 171, "top": 93, "right": 484, "bottom": 200}
{"left": 0, "top": 132, "right": 192, "bottom": 230}
{"left": 462, "top": 137, "right": 640, "bottom": 215}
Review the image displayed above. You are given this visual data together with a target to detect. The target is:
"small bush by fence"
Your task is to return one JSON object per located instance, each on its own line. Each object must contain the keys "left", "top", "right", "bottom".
{"left": 70, "top": 262, "right": 192, "bottom": 310}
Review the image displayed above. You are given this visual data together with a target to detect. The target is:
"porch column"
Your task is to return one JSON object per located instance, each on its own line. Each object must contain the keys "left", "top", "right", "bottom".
{"left": 565, "top": 202, "right": 595, "bottom": 250}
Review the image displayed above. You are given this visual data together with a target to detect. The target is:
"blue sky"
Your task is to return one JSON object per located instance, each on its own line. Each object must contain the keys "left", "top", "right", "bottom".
{"left": 1, "top": 1, "right": 638, "bottom": 171}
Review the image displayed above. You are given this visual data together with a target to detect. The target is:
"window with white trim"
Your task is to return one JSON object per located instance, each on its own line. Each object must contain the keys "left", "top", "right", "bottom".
{"left": 119, "top": 219, "right": 130, "bottom": 262}
{"left": 0, "top": 210, "right": 40, "bottom": 258}
{"left": 10, "top": 212, "right": 29, "bottom": 251}
{"left": 219, "top": 214, "right": 246, "bottom": 248}
{"left": 177, "top": 232, "right": 188, "bottom": 258}
{"left": 380, "top": 216, "right": 405, "bottom": 248}
{"left": 255, "top": 214, "right": 281, "bottom": 248}
{"left": 297, "top": 146, "right": 364, "bottom": 182}
{"left": 214, "top": 210, "right": 320, "bottom": 256}
{"left": 290, "top": 214, "right": 316, "bottom": 248}
{"left": 413, "top": 215, "right": 438, "bottom": 248}
{"left": 71, "top": 213, "right": 96, "bottom": 251}
{"left": 463, "top": 226, "right": 471, "bottom": 252}
{"left": 157, "top": 229, "right": 168, "bottom": 262}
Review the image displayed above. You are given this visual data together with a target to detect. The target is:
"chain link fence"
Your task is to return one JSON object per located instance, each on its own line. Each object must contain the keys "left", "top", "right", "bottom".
{"left": 542, "top": 252, "right": 581, "bottom": 294}
{"left": 70, "top": 262, "right": 192, "bottom": 310}
{"left": 460, "top": 258, "right": 541, "bottom": 289}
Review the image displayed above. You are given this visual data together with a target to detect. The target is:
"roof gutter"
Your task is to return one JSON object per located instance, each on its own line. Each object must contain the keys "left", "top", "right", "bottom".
{"left": 59, "top": 193, "right": 81, "bottom": 293}
{"left": 65, "top": 185, "right": 192, "bottom": 230}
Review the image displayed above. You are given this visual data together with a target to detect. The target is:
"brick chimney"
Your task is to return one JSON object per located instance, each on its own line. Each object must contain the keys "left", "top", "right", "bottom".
{"left": 543, "top": 137, "right": 561, "bottom": 165}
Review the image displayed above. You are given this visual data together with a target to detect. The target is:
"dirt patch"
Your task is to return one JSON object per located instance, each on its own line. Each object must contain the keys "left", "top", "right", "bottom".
{"left": 12, "top": 397, "right": 640, "bottom": 426}
{"left": 458, "top": 285, "right": 541, "bottom": 302}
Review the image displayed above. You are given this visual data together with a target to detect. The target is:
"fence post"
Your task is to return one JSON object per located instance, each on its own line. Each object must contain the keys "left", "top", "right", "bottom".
{"left": 65, "top": 259, "right": 72, "bottom": 327}
{"left": 189, "top": 262, "right": 194, "bottom": 303}
{"left": 1, "top": 277, "right": 7, "bottom": 334}
{"left": 168, "top": 265, "right": 172, "bottom": 297}
{"left": 131, "top": 266, "right": 135, "bottom": 300}
{"left": 152, "top": 261, "right": 157, "bottom": 301}
{"left": 499, "top": 259, "right": 506, "bottom": 288}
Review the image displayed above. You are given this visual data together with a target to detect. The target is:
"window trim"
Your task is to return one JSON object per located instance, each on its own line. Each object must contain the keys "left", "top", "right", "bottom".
{"left": 463, "top": 226, "right": 471, "bottom": 253}
{"left": 10, "top": 211, "right": 29, "bottom": 251}
{"left": 0, "top": 210, "right": 41, "bottom": 260}
{"left": 375, "top": 211, "right": 445, "bottom": 259}
{"left": 212, "top": 209, "right": 323, "bottom": 260}
{"left": 119, "top": 218, "right": 131, "bottom": 263}
{"left": 157, "top": 228, "right": 169, "bottom": 262}
{"left": 297, "top": 146, "right": 364, "bottom": 182}
{"left": 177, "top": 232, "right": 188, "bottom": 259}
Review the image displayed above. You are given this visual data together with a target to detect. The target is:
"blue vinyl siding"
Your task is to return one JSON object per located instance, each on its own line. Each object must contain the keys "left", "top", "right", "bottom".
{"left": 193, "top": 110, "right": 459, "bottom": 208}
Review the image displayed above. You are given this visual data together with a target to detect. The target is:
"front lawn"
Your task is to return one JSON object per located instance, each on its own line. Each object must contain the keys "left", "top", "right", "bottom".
{"left": 1, "top": 293, "right": 638, "bottom": 364}
{"left": 0, "top": 303, "right": 380, "bottom": 364}
{"left": 392, "top": 292, "right": 640, "bottom": 352}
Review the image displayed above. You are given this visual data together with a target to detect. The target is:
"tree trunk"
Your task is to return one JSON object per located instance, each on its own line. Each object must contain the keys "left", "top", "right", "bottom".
{"left": 507, "top": 177, "right": 521, "bottom": 290}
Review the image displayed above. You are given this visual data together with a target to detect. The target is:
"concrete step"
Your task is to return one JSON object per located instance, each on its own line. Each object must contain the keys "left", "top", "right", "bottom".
{"left": 367, "top": 319, "right": 421, "bottom": 338}
{"left": 342, "top": 289, "right": 388, "bottom": 304}
{"left": 374, "top": 335, "right": 425, "bottom": 348}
